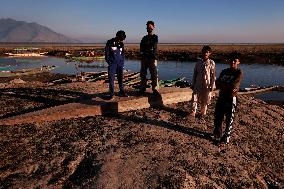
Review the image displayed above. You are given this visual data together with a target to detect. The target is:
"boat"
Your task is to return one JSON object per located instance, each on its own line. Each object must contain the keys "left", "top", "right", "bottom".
{"left": 159, "top": 77, "right": 186, "bottom": 87}
{"left": 0, "top": 65, "right": 11, "bottom": 71}
{"left": 5, "top": 48, "right": 47, "bottom": 57}
{"left": 0, "top": 65, "right": 57, "bottom": 77}
{"left": 238, "top": 86, "right": 279, "bottom": 95}
{"left": 77, "top": 63, "right": 108, "bottom": 68}
{"left": 5, "top": 52, "right": 46, "bottom": 57}
{"left": 68, "top": 56, "right": 105, "bottom": 62}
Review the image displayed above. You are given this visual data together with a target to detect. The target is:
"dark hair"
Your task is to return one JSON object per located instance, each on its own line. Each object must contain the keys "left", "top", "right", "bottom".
{"left": 229, "top": 51, "right": 241, "bottom": 61}
{"left": 146, "top": 20, "right": 155, "bottom": 26}
{"left": 116, "top": 30, "right": 126, "bottom": 40}
{"left": 202, "top": 45, "right": 212, "bottom": 53}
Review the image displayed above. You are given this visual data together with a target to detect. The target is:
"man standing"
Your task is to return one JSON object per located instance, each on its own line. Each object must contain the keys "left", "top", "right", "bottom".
{"left": 190, "top": 46, "right": 216, "bottom": 117}
{"left": 139, "top": 21, "right": 159, "bottom": 95}
{"left": 212, "top": 52, "right": 243, "bottom": 144}
{"left": 105, "top": 30, "right": 128, "bottom": 99}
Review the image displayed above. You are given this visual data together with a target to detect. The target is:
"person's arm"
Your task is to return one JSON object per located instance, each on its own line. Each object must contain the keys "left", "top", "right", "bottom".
{"left": 105, "top": 40, "right": 111, "bottom": 64}
{"left": 191, "top": 63, "right": 197, "bottom": 89}
{"left": 232, "top": 70, "right": 243, "bottom": 89}
{"left": 153, "top": 35, "right": 158, "bottom": 59}
{"left": 140, "top": 37, "right": 145, "bottom": 56}
{"left": 231, "top": 70, "right": 243, "bottom": 94}
{"left": 215, "top": 70, "right": 224, "bottom": 90}
{"left": 121, "top": 43, "right": 125, "bottom": 63}
{"left": 209, "top": 60, "right": 216, "bottom": 91}
{"left": 218, "top": 71, "right": 243, "bottom": 92}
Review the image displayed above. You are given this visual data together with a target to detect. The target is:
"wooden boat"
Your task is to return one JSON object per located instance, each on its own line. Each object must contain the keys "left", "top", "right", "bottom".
{"left": 159, "top": 77, "right": 186, "bottom": 87}
{"left": 77, "top": 63, "right": 108, "bottom": 68}
{"left": 68, "top": 56, "right": 105, "bottom": 62}
{"left": 238, "top": 86, "right": 279, "bottom": 95}
{"left": 0, "top": 66, "right": 57, "bottom": 77}
{"left": 0, "top": 65, "right": 11, "bottom": 71}
{"left": 5, "top": 52, "right": 46, "bottom": 57}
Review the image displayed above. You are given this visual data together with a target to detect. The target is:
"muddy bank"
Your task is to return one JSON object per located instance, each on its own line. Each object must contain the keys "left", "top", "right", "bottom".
{"left": 0, "top": 74, "right": 283, "bottom": 188}
{"left": 125, "top": 44, "right": 284, "bottom": 65}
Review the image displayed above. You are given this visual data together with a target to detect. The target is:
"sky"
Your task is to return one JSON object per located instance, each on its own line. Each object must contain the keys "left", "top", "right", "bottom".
{"left": 1, "top": 0, "right": 284, "bottom": 43}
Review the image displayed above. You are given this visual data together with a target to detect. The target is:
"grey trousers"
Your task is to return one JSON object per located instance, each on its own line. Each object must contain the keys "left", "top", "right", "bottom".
{"left": 140, "top": 58, "right": 159, "bottom": 91}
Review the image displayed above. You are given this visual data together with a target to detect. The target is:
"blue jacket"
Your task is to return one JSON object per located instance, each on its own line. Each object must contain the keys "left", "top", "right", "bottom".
{"left": 105, "top": 38, "right": 125, "bottom": 65}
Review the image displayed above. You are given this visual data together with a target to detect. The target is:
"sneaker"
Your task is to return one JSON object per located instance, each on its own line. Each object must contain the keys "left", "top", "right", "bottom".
{"left": 190, "top": 111, "right": 196, "bottom": 117}
{"left": 107, "top": 94, "right": 114, "bottom": 100}
{"left": 220, "top": 137, "right": 230, "bottom": 144}
{"left": 211, "top": 134, "right": 220, "bottom": 141}
{"left": 118, "top": 91, "right": 129, "bottom": 97}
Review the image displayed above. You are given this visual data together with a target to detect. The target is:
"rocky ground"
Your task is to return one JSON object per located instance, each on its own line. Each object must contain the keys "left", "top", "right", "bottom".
{"left": 0, "top": 73, "right": 283, "bottom": 189}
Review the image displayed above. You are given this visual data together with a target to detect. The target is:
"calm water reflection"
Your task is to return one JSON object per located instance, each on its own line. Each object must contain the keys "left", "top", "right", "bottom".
{"left": 0, "top": 57, "right": 283, "bottom": 88}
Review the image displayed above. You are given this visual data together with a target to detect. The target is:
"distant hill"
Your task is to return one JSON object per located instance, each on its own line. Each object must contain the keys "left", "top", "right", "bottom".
{"left": 0, "top": 18, "right": 80, "bottom": 43}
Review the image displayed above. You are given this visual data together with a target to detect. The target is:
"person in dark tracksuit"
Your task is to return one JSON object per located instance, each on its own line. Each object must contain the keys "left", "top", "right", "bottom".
{"left": 212, "top": 52, "right": 243, "bottom": 144}
{"left": 105, "top": 30, "right": 128, "bottom": 99}
{"left": 139, "top": 20, "right": 159, "bottom": 95}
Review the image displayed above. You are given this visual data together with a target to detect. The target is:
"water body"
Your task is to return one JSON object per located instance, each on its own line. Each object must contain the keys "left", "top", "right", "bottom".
{"left": 0, "top": 57, "right": 283, "bottom": 89}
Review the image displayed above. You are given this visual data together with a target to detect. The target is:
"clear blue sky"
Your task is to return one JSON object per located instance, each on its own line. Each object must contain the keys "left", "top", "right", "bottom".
{"left": 1, "top": 0, "right": 284, "bottom": 43}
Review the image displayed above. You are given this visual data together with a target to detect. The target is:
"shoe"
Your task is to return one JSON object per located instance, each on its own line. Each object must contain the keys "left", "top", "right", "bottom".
{"left": 107, "top": 94, "right": 114, "bottom": 100}
{"left": 211, "top": 134, "right": 220, "bottom": 141}
{"left": 118, "top": 91, "right": 129, "bottom": 97}
{"left": 190, "top": 111, "right": 196, "bottom": 117}
{"left": 220, "top": 136, "right": 229, "bottom": 144}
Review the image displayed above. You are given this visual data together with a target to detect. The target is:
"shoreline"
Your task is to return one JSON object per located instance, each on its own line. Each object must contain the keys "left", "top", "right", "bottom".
{"left": 0, "top": 44, "right": 284, "bottom": 65}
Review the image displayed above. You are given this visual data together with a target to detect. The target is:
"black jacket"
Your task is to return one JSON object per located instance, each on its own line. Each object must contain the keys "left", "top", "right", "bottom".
{"left": 140, "top": 34, "right": 158, "bottom": 59}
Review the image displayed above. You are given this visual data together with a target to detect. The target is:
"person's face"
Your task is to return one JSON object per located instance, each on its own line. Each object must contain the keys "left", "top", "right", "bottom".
{"left": 230, "top": 59, "right": 240, "bottom": 69}
{"left": 146, "top": 24, "right": 155, "bottom": 33}
{"left": 116, "top": 36, "right": 124, "bottom": 42}
{"left": 202, "top": 50, "right": 211, "bottom": 60}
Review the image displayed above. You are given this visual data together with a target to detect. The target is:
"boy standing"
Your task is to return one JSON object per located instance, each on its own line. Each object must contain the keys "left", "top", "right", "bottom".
{"left": 105, "top": 30, "right": 128, "bottom": 99}
{"left": 190, "top": 46, "right": 216, "bottom": 117}
{"left": 212, "top": 52, "right": 243, "bottom": 144}
{"left": 139, "top": 21, "right": 159, "bottom": 95}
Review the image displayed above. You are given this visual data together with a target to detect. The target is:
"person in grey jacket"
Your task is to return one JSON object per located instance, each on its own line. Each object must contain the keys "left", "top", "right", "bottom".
{"left": 212, "top": 52, "right": 243, "bottom": 144}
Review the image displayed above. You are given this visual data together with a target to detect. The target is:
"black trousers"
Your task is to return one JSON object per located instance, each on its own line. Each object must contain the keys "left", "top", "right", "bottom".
{"left": 213, "top": 96, "right": 237, "bottom": 143}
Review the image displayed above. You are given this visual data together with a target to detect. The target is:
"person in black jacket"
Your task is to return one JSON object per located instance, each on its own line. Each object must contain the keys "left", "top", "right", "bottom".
{"left": 139, "top": 21, "right": 159, "bottom": 95}
{"left": 212, "top": 52, "right": 243, "bottom": 144}
{"left": 105, "top": 30, "right": 128, "bottom": 99}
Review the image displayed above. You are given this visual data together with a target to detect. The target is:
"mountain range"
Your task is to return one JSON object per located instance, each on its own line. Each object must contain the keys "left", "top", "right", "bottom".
{"left": 0, "top": 18, "right": 80, "bottom": 43}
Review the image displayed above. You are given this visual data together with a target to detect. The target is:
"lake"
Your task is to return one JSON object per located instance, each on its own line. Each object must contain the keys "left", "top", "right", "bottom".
{"left": 1, "top": 56, "right": 283, "bottom": 88}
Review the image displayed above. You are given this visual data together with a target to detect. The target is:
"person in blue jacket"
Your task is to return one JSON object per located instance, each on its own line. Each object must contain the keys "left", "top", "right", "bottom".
{"left": 105, "top": 30, "right": 128, "bottom": 99}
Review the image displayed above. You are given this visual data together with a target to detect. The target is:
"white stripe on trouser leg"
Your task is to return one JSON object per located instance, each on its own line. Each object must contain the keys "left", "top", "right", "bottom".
{"left": 191, "top": 94, "right": 198, "bottom": 113}
{"left": 225, "top": 97, "right": 237, "bottom": 143}
{"left": 200, "top": 104, "right": 207, "bottom": 115}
